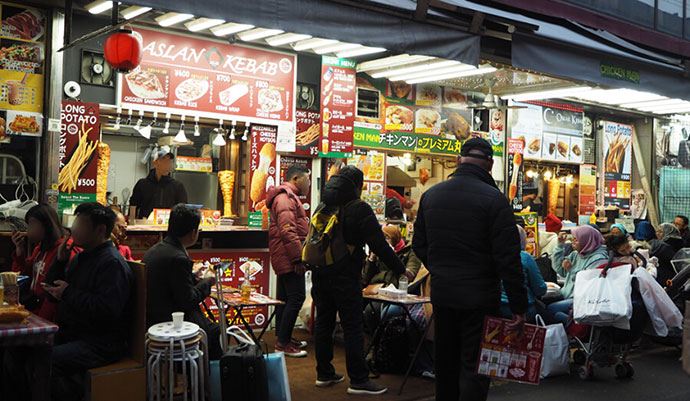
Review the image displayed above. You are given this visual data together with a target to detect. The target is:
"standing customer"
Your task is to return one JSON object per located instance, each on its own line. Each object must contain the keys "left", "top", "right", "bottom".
{"left": 266, "top": 165, "right": 311, "bottom": 358}
{"left": 413, "top": 138, "right": 527, "bottom": 401}
{"left": 312, "top": 166, "right": 405, "bottom": 396}
{"left": 43, "top": 203, "right": 133, "bottom": 401}
{"left": 145, "top": 204, "right": 222, "bottom": 359}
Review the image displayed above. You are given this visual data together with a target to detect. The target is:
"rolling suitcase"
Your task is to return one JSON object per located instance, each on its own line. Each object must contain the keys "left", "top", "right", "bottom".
{"left": 219, "top": 342, "right": 268, "bottom": 401}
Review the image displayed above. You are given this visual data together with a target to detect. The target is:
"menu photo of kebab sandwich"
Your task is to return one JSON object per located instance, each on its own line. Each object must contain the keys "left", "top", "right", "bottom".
{"left": 175, "top": 78, "right": 210, "bottom": 102}
{"left": 1, "top": 8, "right": 45, "bottom": 41}
{"left": 125, "top": 67, "right": 167, "bottom": 99}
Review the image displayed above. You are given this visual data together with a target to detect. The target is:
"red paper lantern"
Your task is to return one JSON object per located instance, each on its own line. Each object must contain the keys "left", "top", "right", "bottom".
{"left": 103, "top": 28, "right": 142, "bottom": 73}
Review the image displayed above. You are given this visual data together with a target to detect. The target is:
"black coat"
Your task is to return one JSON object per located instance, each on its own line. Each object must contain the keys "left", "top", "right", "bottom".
{"left": 144, "top": 236, "right": 215, "bottom": 329}
{"left": 321, "top": 175, "right": 404, "bottom": 277}
{"left": 130, "top": 170, "right": 188, "bottom": 219}
{"left": 413, "top": 163, "right": 528, "bottom": 313}
{"left": 45, "top": 241, "right": 133, "bottom": 346}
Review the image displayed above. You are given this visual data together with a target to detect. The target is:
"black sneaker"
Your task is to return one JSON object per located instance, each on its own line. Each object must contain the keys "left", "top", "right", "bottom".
{"left": 347, "top": 380, "right": 388, "bottom": 395}
{"left": 315, "top": 373, "right": 345, "bottom": 388}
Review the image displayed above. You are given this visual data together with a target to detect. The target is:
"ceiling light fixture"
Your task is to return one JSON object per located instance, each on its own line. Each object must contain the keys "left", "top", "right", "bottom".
{"left": 406, "top": 65, "right": 497, "bottom": 84}
{"left": 238, "top": 28, "right": 284, "bottom": 42}
{"left": 121, "top": 5, "right": 151, "bottom": 19}
{"left": 210, "top": 22, "right": 255, "bottom": 37}
{"left": 620, "top": 98, "right": 681, "bottom": 109}
{"left": 241, "top": 126, "right": 249, "bottom": 141}
{"left": 389, "top": 64, "right": 475, "bottom": 82}
{"left": 313, "top": 42, "right": 361, "bottom": 55}
{"left": 501, "top": 86, "right": 592, "bottom": 102}
{"left": 357, "top": 54, "right": 431, "bottom": 72}
{"left": 162, "top": 113, "right": 171, "bottom": 134}
{"left": 293, "top": 38, "right": 338, "bottom": 51}
{"left": 337, "top": 46, "right": 386, "bottom": 58}
{"left": 213, "top": 120, "right": 226, "bottom": 146}
{"left": 113, "top": 107, "right": 122, "bottom": 130}
{"left": 229, "top": 122, "right": 236, "bottom": 140}
{"left": 174, "top": 116, "right": 188, "bottom": 143}
{"left": 266, "top": 33, "right": 312, "bottom": 47}
{"left": 85, "top": 0, "right": 113, "bottom": 14}
{"left": 573, "top": 88, "right": 665, "bottom": 105}
{"left": 156, "top": 12, "right": 194, "bottom": 27}
{"left": 193, "top": 116, "right": 200, "bottom": 136}
{"left": 371, "top": 59, "right": 459, "bottom": 79}
{"left": 185, "top": 18, "right": 225, "bottom": 32}
{"left": 137, "top": 124, "right": 152, "bottom": 139}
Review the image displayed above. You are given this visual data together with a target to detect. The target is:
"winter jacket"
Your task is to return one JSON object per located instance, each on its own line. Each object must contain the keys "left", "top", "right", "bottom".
{"left": 362, "top": 246, "right": 422, "bottom": 287}
{"left": 320, "top": 175, "right": 404, "bottom": 277}
{"left": 501, "top": 251, "right": 547, "bottom": 307}
{"left": 267, "top": 182, "right": 309, "bottom": 275}
{"left": 412, "top": 163, "right": 528, "bottom": 314}
{"left": 144, "top": 236, "right": 215, "bottom": 329}
{"left": 551, "top": 244, "right": 608, "bottom": 299}
{"left": 650, "top": 239, "right": 678, "bottom": 285}
{"left": 45, "top": 241, "right": 133, "bottom": 346}
{"left": 130, "top": 169, "right": 188, "bottom": 219}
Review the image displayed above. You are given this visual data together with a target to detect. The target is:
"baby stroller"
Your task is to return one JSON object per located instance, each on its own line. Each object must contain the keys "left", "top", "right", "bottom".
{"left": 572, "top": 259, "right": 650, "bottom": 380}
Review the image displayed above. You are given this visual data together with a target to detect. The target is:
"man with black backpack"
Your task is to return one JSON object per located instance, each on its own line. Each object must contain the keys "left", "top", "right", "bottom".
{"left": 308, "top": 165, "right": 405, "bottom": 395}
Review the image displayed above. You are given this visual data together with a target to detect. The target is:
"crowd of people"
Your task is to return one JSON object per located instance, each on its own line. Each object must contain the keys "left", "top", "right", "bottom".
{"left": 2, "top": 137, "right": 689, "bottom": 400}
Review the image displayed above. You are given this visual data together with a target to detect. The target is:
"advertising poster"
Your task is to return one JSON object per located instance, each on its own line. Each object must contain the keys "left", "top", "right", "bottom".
{"left": 508, "top": 102, "right": 542, "bottom": 161}
{"left": 579, "top": 164, "right": 597, "bottom": 216}
{"left": 348, "top": 151, "right": 386, "bottom": 220}
{"left": 294, "top": 108, "right": 320, "bottom": 157}
{"left": 0, "top": 2, "right": 46, "bottom": 138}
{"left": 515, "top": 212, "right": 539, "bottom": 256}
{"left": 193, "top": 250, "right": 271, "bottom": 329}
{"left": 477, "top": 316, "right": 546, "bottom": 385}
{"left": 630, "top": 189, "right": 647, "bottom": 220}
{"left": 319, "top": 56, "right": 355, "bottom": 158}
{"left": 507, "top": 138, "right": 524, "bottom": 212}
{"left": 602, "top": 121, "right": 633, "bottom": 208}
{"left": 58, "top": 101, "right": 100, "bottom": 213}
{"left": 121, "top": 28, "right": 296, "bottom": 123}
{"left": 278, "top": 155, "right": 313, "bottom": 216}
{"left": 248, "top": 125, "right": 277, "bottom": 214}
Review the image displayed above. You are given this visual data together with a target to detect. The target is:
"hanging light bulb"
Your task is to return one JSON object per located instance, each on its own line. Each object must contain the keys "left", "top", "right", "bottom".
{"left": 213, "top": 119, "right": 226, "bottom": 146}
{"left": 126, "top": 108, "right": 133, "bottom": 125}
{"left": 134, "top": 110, "right": 143, "bottom": 131}
{"left": 543, "top": 170, "right": 553, "bottom": 180}
{"left": 174, "top": 115, "right": 187, "bottom": 143}
{"left": 162, "top": 113, "right": 171, "bottom": 134}
{"left": 193, "top": 115, "right": 200, "bottom": 137}
{"left": 241, "top": 125, "right": 249, "bottom": 141}
{"left": 229, "top": 126, "right": 236, "bottom": 140}
{"left": 113, "top": 106, "right": 122, "bottom": 130}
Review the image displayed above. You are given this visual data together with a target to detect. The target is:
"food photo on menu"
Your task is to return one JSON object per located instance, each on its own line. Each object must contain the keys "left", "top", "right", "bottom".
{"left": 0, "top": 6, "right": 45, "bottom": 41}
{"left": 125, "top": 67, "right": 168, "bottom": 100}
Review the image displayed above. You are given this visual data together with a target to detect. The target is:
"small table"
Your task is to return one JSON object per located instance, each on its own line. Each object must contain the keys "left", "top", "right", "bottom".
{"left": 208, "top": 291, "right": 284, "bottom": 344}
{"left": 363, "top": 293, "right": 433, "bottom": 395}
{"left": 0, "top": 313, "right": 59, "bottom": 401}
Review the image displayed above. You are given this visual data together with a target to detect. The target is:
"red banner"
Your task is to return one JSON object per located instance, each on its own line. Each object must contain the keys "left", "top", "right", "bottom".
{"left": 121, "top": 28, "right": 296, "bottom": 123}
{"left": 319, "top": 56, "right": 355, "bottom": 157}
{"left": 294, "top": 109, "right": 320, "bottom": 157}
{"left": 279, "top": 156, "right": 313, "bottom": 216}
{"left": 248, "top": 125, "right": 277, "bottom": 212}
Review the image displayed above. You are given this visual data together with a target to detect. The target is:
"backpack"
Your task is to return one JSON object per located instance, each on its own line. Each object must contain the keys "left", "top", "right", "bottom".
{"left": 535, "top": 253, "right": 557, "bottom": 283}
{"left": 373, "top": 316, "right": 409, "bottom": 374}
{"left": 302, "top": 200, "right": 357, "bottom": 268}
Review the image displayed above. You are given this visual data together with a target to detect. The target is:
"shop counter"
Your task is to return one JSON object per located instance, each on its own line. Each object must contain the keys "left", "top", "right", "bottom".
{"left": 126, "top": 224, "right": 268, "bottom": 251}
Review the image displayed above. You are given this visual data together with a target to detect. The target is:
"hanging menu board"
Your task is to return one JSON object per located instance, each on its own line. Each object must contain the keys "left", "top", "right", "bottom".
{"left": 121, "top": 28, "right": 296, "bottom": 125}
{"left": 247, "top": 125, "right": 277, "bottom": 215}
{"left": 294, "top": 108, "right": 320, "bottom": 157}
{"left": 319, "top": 56, "right": 356, "bottom": 158}
{"left": 348, "top": 150, "right": 386, "bottom": 221}
{"left": 507, "top": 138, "right": 524, "bottom": 212}
{"left": 579, "top": 164, "right": 597, "bottom": 215}
{"left": 0, "top": 2, "right": 46, "bottom": 138}
{"left": 602, "top": 121, "right": 633, "bottom": 209}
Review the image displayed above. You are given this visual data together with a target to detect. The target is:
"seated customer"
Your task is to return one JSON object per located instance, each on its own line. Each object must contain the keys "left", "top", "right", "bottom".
{"left": 362, "top": 225, "right": 421, "bottom": 288}
{"left": 145, "top": 204, "right": 221, "bottom": 359}
{"left": 499, "top": 226, "right": 546, "bottom": 322}
{"left": 110, "top": 206, "right": 133, "bottom": 260}
{"left": 43, "top": 203, "right": 133, "bottom": 401}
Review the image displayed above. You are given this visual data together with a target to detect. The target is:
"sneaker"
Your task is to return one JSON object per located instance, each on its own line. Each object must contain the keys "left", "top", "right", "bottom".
{"left": 315, "top": 373, "right": 345, "bottom": 388}
{"left": 275, "top": 342, "right": 307, "bottom": 358}
{"left": 291, "top": 338, "right": 308, "bottom": 349}
{"left": 347, "top": 380, "right": 388, "bottom": 395}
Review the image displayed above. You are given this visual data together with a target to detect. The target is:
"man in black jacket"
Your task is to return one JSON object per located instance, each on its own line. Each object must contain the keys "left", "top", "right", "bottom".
{"left": 128, "top": 147, "right": 188, "bottom": 220}
{"left": 413, "top": 138, "right": 528, "bottom": 401}
{"left": 43, "top": 203, "right": 133, "bottom": 401}
{"left": 144, "top": 204, "right": 221, "bottom": 358}
{"left": 312, "top": 165, "right": 405, "bottom": 396}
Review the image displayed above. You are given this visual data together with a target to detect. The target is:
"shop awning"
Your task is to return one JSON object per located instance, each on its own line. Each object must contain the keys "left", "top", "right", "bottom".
{"left": 119, "top": 0, "right": 480, "bottom": 66}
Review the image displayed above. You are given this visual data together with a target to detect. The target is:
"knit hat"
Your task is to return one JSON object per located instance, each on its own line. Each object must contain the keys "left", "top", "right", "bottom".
{"left": 460, "top": 137, "right": 493, "bottom": 159}
{"left": 338, "top": 165, "right": 364, "bottom": 191}
{"left": 544, "top": 213, "right": 562, "bottom": 233}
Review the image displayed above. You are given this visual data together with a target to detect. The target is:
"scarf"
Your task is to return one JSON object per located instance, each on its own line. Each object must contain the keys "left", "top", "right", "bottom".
{"left": 610, "top": 223, "right": 628, "bottom": 236}
{"left": 572, "top": 225, "right": 604, "bottom": 255}
{"left": 659, "top": 223, "right": 682, "bottom": 242}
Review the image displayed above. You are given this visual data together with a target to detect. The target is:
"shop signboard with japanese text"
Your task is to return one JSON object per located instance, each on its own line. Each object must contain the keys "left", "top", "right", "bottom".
{"left": 278, "top": 155, "right": 313, "bottom": 216}
{"left": 602, "top": 121, "right": 632, "bottom": 209}
{"left": 507, "top": 138, "right": 524, "bottom": 212}
{"left": 294, "top": 108, "right": 319, "bottom": 157}
{"left": 120, "top": 28, "right": 296, "bottom": 125}
{"left": 0, "top": 2, "right": 46, "bottom": 139}
{"left": 58, "top": 101, "right": 100, "bottom": 213}
{"left": 248, "top": 125, "right": 277, "bottom": 220}
{"left": 319, "top": 57, "right": 355, "bottom": 158}
{"left": 579, "top": 164, "right": 597, "bottom": 216}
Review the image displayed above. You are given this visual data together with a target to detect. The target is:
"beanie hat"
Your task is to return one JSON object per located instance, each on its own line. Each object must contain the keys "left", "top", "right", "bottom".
{"left": 338, "top": 165, "right": 364, "bottom": 191}
{"left": 544, "top": 213, "right": 562, "bottom": 233}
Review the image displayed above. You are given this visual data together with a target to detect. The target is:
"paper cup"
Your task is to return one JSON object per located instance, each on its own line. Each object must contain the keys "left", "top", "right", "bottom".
{"left": 172, "top": 312, "right": 184, "bottom": 329}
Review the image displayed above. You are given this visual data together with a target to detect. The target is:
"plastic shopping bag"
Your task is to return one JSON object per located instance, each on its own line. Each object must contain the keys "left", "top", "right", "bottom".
{"left": 266, "top": 352, "right": 292, "bottom": 401}
{"left": 573, "top": 265, "right": 632, "bottom": 327}
{"left": 633, "top": 267, "right": 683, "bottom": 336}
{"left": 535, "top": 315, "right": 569, "bottom": 378}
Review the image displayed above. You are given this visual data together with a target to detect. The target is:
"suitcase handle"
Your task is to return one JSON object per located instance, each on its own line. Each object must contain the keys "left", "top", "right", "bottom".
{"left": 227, "top": 325, "right": 255, "bottom": 345}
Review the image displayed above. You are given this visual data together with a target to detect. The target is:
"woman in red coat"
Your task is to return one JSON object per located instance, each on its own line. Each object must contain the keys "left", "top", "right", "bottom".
{"left": 11, "top": 203, "right": 73, "bottom": 321}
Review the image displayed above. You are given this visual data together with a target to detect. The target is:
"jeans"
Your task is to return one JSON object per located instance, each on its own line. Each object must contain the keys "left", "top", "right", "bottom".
{"left": 312, "top": 265, "right": 369, "bottom": 384}
{"left": 434, "top": 305, "right": 496, "bottom": 401}
{"left": 274, "top": 271, "right": 306, "bottom": 345}
{"left": 546, "top": 298, "right": 574, "bottom": 325}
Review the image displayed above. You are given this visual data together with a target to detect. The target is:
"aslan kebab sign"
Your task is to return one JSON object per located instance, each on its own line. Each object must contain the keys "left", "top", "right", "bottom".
{"left": 120, "top": 28, "right": 296, "bottom": 123}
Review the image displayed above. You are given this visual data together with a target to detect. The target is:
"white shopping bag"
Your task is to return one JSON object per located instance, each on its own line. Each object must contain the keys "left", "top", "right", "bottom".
{"left": 632, "top": 267, "right": 683, "bottom": 336}
{"left": 535, "top": 315, "right": 570, "bottom": 379}
{"left": 573, "top": 265, "right": 633, "bottom": 327}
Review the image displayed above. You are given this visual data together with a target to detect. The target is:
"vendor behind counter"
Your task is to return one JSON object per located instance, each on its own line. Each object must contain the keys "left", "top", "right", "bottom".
{"left": 128, "top": 146, "right": 187, "bottom": 220}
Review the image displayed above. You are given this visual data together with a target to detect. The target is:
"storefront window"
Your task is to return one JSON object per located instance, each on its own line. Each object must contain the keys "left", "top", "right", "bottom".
{"left": 657, "top": 0, "right": 684, "bottom": 37}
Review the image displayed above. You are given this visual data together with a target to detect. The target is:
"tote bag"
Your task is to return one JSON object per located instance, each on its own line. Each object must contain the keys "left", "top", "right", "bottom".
{"left": 573, "top": 265, "right": 632, "bottom": 327}
{"left": 535, "top": 315, "right": 569, "bottom": 378}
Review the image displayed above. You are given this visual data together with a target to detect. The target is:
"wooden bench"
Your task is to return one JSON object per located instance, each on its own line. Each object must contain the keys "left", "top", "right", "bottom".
{"left": 85, "top": 261, "right": 146, "bottom": 401}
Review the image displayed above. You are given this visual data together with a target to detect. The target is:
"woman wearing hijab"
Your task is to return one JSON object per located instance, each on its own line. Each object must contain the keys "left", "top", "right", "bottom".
{"left": 610, "top": 223, "right": 628, "bottom": 237}
{"left": 656, "top": 223, "right": 685, "bottom": 253}
{"left": 547, "top": 225, "right": 609, "bottom": 325}
{"left": 499, "top": 226, "right": 546, "bottom": 321}
{"left": 648, "top": 223, "right": 685, "bottom": 285}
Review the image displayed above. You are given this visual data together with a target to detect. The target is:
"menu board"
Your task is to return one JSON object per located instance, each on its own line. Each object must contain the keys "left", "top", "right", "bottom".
{"left": 602, "top": 121, "right": 632, "bottom": 209}
{"left": 579, "top": 164, "right": 597, "bottom": 215}
{"left": 294, "top": 108, "right": 320, "bottom": 157}
{"left": 278, "top": 155, "right": 313, "bottom": 216}
{"left": 248, "top": 125, "right": 277, "bottom": 214}
{"left": 507, "top": 138, "right": 524, "bottom": 212}
{"left": 58, "top": 101, "right": 100, "bottom": 213}
{"left": 348, "top": 151, "right": 386, "bottom": 220}
{"left": 516, "top": 212, "right": 539, "bottom": 256}
{"left": 319, "top": 56, "right": 355, "bottom": 158}
{"left": 194, "top": 250, "right": 271, "bottom": 329}
{"left": 0, "top": 2, "right": 46, "bottom": 138}
{"left": 477, "top": 316, "right": 545, "bottom": 385}
{"left": 121, "top": 28, "right": 296, "bottom": 125}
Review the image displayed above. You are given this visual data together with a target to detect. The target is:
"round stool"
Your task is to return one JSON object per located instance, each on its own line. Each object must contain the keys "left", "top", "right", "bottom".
{"left": 146, "top": 322, "right": 208, "bottom": 401}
